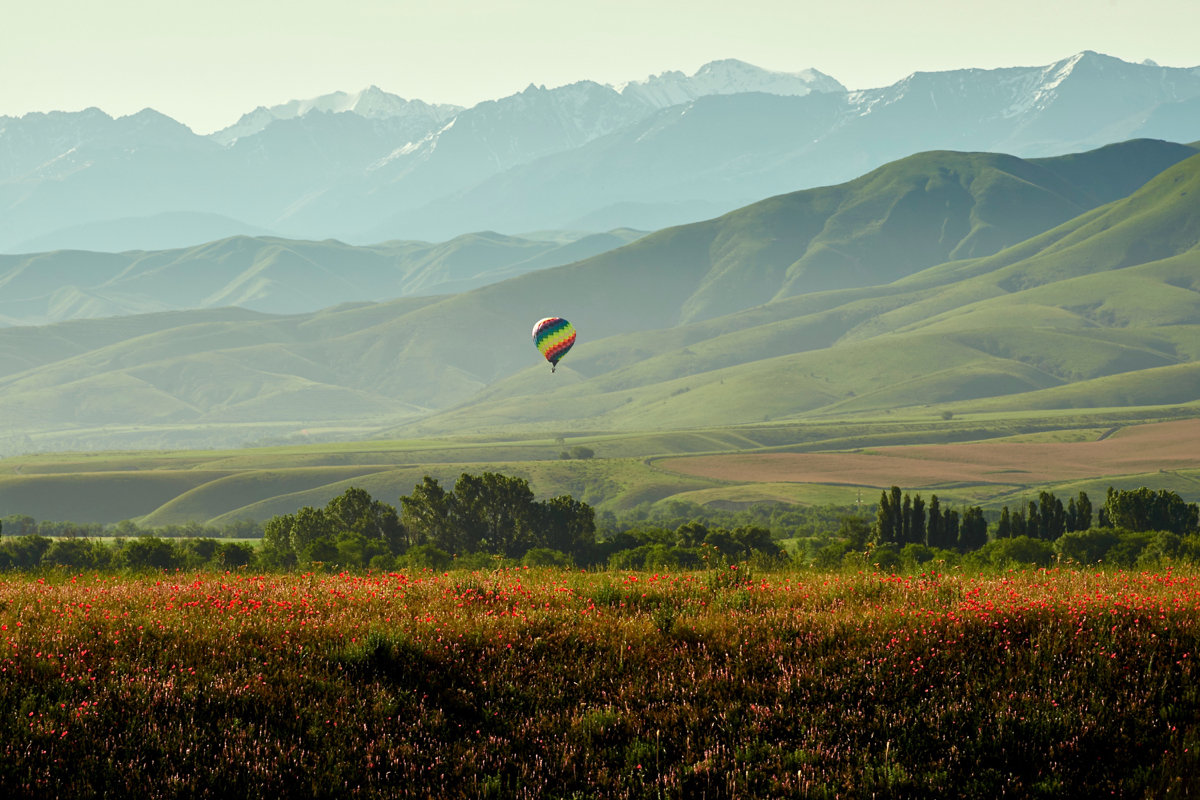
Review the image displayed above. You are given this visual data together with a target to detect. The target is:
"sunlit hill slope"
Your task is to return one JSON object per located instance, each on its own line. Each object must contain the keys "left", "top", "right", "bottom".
{"left": 0, "top": 139, "right": 1197, "bottom": 454}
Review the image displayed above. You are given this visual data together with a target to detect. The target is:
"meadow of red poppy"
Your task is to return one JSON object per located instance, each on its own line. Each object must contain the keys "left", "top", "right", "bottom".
{"left": 1, "top": 566, "right": 1198, "bottom": 798}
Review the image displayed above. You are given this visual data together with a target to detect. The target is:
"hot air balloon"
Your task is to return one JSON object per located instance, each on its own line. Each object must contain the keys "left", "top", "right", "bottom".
{"left": 532, "top": 317, "right": 575, "bottom": 372}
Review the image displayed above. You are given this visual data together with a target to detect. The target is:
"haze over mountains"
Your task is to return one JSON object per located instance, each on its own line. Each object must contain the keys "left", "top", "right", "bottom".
{"left": 3, "top": 52, "right": 1199, "bottom": 254}
{"left": 0, "top": 229, "right": 646, "bottom": 325}
{"left": 2, "top": 136, "right": 1198, "bottom": 454}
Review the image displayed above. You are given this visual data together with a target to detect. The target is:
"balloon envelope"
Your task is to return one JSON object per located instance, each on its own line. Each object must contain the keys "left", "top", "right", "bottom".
{"left": 532, "top": 317, "right": 576, "bottom": 367}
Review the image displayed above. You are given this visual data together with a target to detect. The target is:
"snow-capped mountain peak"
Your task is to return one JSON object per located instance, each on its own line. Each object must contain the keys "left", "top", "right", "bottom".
{"left": 615, "top": 58, "right": 845, "bottom": 109}
{"left": 210, "top": 88, "right": 462, "bottom": 145}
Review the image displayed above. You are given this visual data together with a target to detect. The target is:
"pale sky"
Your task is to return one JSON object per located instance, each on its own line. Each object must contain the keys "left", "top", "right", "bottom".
{"left": 4, "top": 0, "right": 1198, "bottom": 134}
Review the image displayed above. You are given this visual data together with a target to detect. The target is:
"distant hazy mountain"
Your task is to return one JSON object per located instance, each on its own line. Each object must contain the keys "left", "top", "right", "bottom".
{"left": 3, "top": 52, "right": 1196, "bottom": 253}
{"left": 0, "top": 229, "right": 646, "bottom": 326}
{"left": 11, "top": 211, "right": 278, "bottom": 253}
{"left": 373, "top": 53, "right": 1200, "bottom": 240}
{"left": 209, "top": 86, "right": 462, "bottom": 145}
{"left": 2, "top": 140, "right": 1197, "bottom": 452}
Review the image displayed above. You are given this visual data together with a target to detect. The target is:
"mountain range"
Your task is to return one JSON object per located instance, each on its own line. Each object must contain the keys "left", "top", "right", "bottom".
{"left": 2, "top": 52, "right": 1198, "bottom": 253}
{"left": 1, "top": 137, "right": 1197, "bottom": 454}
{"left": 0, "top": 228, "right": 645, "bottom": 325}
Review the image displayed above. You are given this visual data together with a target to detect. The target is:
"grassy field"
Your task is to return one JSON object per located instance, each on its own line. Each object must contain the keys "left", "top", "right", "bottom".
{"left": 2, "top": 412, "right": 1200, "bottom": 526}
{"left": 1, "top": 566, "right": 1197, "bottom": 798}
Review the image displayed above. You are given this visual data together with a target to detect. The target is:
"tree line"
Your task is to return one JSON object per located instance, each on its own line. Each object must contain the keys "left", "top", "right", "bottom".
{"left": 863, "top": 485, "right": 1200, "bottom": 570}
{"left": 0, "top": 515, "right": 262, "bottom": 540}
{"left": 874, "top": 486, "right": 1199, "bottom": 547}
{"left": 0, "top": 533, "right": 255, "bottom": 572}
{"left": 258, "top": 475, "right": 784, "bottom": 571}
{"left": 3, "top": 476, "right": 1200, "bottom": 573}
{"left": 873, "top": 487, "right": 989, "bottom": 551}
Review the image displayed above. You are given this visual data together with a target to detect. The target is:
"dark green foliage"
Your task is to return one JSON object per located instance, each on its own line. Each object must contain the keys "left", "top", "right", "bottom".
{"left": 875, "top": 488, "right": 982, "bottom": 553}
{"left": 876, "top": 489, "right": 895, "bottom": 544}
{"left": 118, "top": 536, "right": 183, "bottom": 571}
{"left": 297, "top": 536, "right": 336, "bottom": 564}
{"left": 1008, "top": 506, "right": 1027, "bottom": 538}
{"left": 907, "top": 494, "right": 926, "bottom": 546}
{"left": 875, "top": 487, "right": 904, "bottom": 545}
{"left": 1037, "top": 491, "right": 1066, "bottom": 540}
{"left": 942, "top": 508, "right": 960, "bottom": 547}
{"left": 42, "top": 539, "right": 111, "bottom": 570}
{"left": 325, "top": 487, "right": 406, "bottom": 553}
{"left": 1139, "top": 531, "right": 1184, "bottom": 566}
{"left": 674, "top": 520, "right": 709, "bottom": 548}
{"left": 216, "top": 541, "right": 254, "bottom": 568}
{"left": 522, "top": 548, "right": 572, "bottom": 567}
{"left": 403, "top": 543, "right": 452, "bottom": 570}
{"left": 899, "top": 543, "right": 935, "bottom": 569}
{"left": 998, "top": 490, "right": 1094, "bottom": 543}
{"left": 1103, "top": 487, "right": 1199, "bottom": 535}
{"left": 836, "top": 515, "right": 871, "bottom": 550}
{"left": 596, "top": 519, "right": 782, "bottom": 570}
{"left": 1106, "top": 531, "right": 1156, "bottom": 566}
{"left": 926, "top": 495, "right": 942, "bottom": 547}
{"left": 265, "top": 487, "right": 411, "bottom": 568}
{"left": 870, "top": 544, "right": 903, "bottom": 572}
{"left": 1068, "top": 491, "right": 1093, "bottom": 532}
{"left": 1057, "top": 529, "right": 1123, "bottom": 565}
{"left": 972, "top": 535, "right": 1056, "bottom": 567}
{"left": 0, "top": 515, "right": 36, "bottom": 537}
{"left": 995, "top": 506, "right": 1012, "bottom": 539}
{"left": 0, "top": 536, "right": 52, "bottom": 569}
{"left": 958, "top": 507, "right": 989, "bottom": 552}
{"left": 399, "top": 476, "right": 457, "bottom": 550}
{"left": 452, "top": 472, "right": 538, "bottom": 557}
{"left": 813, "top": 539, "right": 855, "bottom": 569}
{"left": 1056, "top": 527, "right": 1189, "bottom": 567}
{"left": 7, "top": 480, "right": 1200, "bottom": 575}
{"left": 399, "top": 472, "right": 597, "bottom": 560}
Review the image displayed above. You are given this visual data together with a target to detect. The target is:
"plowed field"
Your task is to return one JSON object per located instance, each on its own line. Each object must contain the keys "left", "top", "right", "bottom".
{"left": 657, "top": 419, "right": 1200, "bottom": 488}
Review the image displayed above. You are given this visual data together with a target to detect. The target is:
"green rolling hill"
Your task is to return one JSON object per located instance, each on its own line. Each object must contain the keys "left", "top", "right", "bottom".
{"left": 390, "top": 144, "right": 1200, "bottom": 434}
{"left": 2, "top": 138, "right": 1200, "bottom": 524}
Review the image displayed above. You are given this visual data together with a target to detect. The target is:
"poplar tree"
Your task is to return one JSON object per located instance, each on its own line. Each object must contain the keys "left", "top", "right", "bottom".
{"left": 943, "top": 508, "right": 960, "bottom": 546}
{"left": 901, "top": 494, "right": 913, "bottom": 544}
{"left": 1074, "top": 491, "right": 1093, "bottom": 531}
{"left": 927, "top": 495, "right": 942, "bottom": 547}
{"left": 910, "top": 494, "right": 926, "bottom": 546}
{"left": 959, "top": 507, "right": 988, "bottom": 551}
{"left": 1038, "top": 491, "right": 1066, "bottom": 540}
{"left": 996, "top": 506, "right": 1012, "bottom": 539}
{"left": 875, "top": 490, "right": 894, "bottom": 544}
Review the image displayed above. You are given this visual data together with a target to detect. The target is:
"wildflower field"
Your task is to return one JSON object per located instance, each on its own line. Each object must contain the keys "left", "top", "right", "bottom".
{"left": 2, "top": 566, "right": 1198, "bottom": 798}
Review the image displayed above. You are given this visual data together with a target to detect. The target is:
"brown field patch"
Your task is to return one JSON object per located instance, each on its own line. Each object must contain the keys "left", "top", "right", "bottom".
{"left": 657, "top": 419, "right": 1200, "bottom": 488}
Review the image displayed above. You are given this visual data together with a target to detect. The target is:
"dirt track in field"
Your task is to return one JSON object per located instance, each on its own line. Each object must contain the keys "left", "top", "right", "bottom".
{"left": 656, "top": 419, "right": 1200, "bottom": 488}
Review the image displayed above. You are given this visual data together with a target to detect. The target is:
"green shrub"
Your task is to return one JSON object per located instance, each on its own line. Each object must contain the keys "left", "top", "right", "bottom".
{"left": 1106, "top": 531, "right": 1155, "bottom": 566}
{"left": 977, "top": 536, "right": 1056, "bottom": 568}
{"left": 403, "top": 544, "right": 453, "bottom": 570}
{"left": 43, "top": 538, "right": 108, "bottom": 570}
{"left": 869, "top": 544, "right": 902, "bottom": 572}
{"left": 1056, "top": 528, "right": 1121, "bottom": 565}
{"left": 523, "top": 547, "right": 572, "bottom": 567}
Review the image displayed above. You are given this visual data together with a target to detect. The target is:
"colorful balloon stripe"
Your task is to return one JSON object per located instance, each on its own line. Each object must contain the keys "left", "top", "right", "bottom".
{"left": 532, "top": 316, "right": 576, "bottom": 367}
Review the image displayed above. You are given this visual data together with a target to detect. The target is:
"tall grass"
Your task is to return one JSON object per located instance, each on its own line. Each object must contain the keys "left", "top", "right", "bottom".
{"left": 1, "top": 566, "right": 1197, "bottom": 797}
